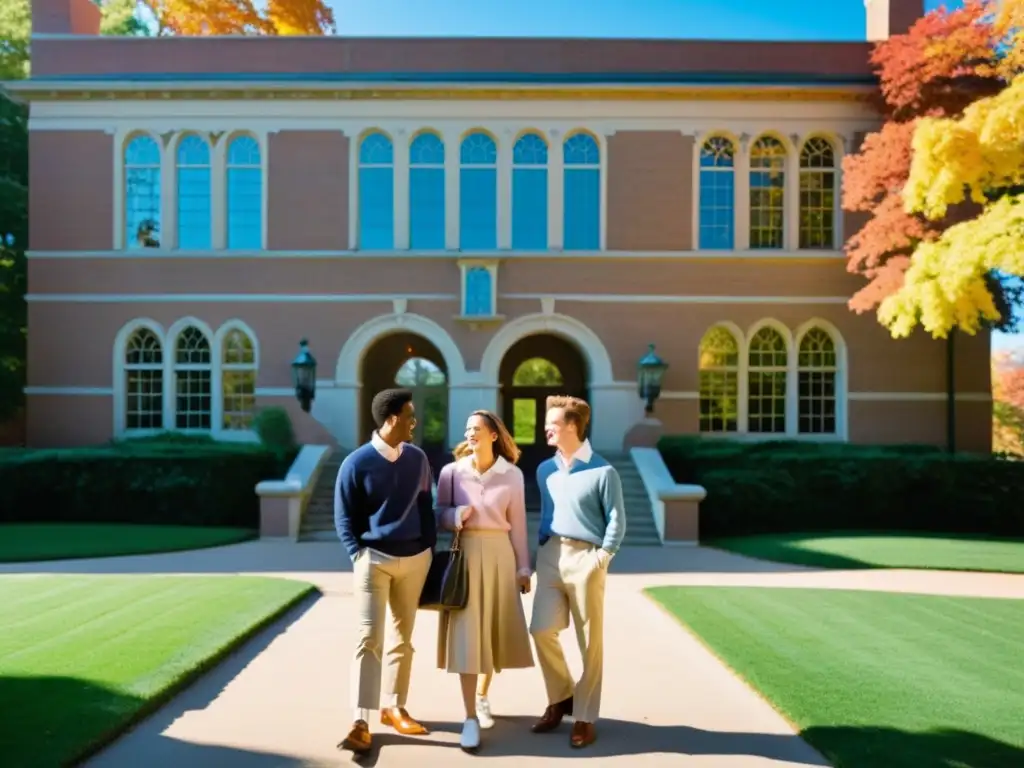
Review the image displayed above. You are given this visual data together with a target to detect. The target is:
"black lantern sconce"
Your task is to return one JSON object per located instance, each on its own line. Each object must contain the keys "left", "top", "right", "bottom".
{"left": 291, "top": 338, "right": 317, "bottom": 413}
{"left": 637, "top": 343, "right": 668, "bottom": 416}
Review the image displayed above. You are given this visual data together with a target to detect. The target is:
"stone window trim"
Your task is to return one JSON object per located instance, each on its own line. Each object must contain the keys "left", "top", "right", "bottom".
{"left": 454, "top": 258, "right": 505, "bottom": 330}
{"left": 112, "top": 317, "right": 261, "bottom": 441}
{"left": 113, "top": 129, "right": 268, "bottom": 251}
{"left": 696, "top": 318, "right": 848, "bottom": 440}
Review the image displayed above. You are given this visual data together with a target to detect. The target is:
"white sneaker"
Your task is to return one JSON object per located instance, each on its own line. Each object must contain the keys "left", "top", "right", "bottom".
{"left": 476, "top": 695, "right": 494, "bottom": 729}
{"left": 460, "top": 717, "right": 481, "bottom": 751}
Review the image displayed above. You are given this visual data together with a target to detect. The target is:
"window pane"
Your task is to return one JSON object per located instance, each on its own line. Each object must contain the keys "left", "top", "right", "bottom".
{"left": 177, "top": 167, "right": 212, "bottom": 249}
{"left": 175, "top": 370, "right": 212, "bottom": 430}
{"left": 227, "top": 167, "right": 262, "bottom": 250}
{"left": 699, "top": 168, "right": 735, "bottom": 249}
{"left": 409, "top": 167, "right": 445, "bottom": 249}
{"left": 464, "top": 267, "right": 493, "bottom": 316}
{"left": 222, "top": 370, "right": 256, "bottom": 430}
{"left": 512, "top": 167, "right": 548, "bottom": 250}
{"left": 513, "top": 399, "right": 537, "bottom": 444}
{"left": 460, "top": 168, "right": 497, "bottom": 250}
{"left": 126, "top": 369, "right": 163, "bottom": 430}
{"left": 563, "top": 168, "right": 599, "bottom": 250}
{"left": 359, "top": 166, "right": 394, "bottom": 249}
{"left": 125, "top": 136, "right": 161, "bottom": 249}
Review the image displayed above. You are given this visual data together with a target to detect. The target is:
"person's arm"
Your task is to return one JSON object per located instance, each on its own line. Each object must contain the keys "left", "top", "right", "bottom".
{"left": 536, "top": 463, "right": 553, "bottom": 549}
{"left": 433, "top": 464, "right": 463, "bottom": 531}
{"left": 507, "top": 469, "right": 532, "bottom": 576}
{"left": 334, "top": 459, "right": 363, "bottom": 562}
{"left": 418, "top": 454, "right": 438, "bottom": 550}
{"left": 599, "top": 466, "right": 627, "bottom": 555}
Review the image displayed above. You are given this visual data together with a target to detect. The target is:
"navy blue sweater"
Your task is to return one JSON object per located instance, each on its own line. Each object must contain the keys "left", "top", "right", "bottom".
{"left": 334, "top": 441, "right": 437, "bottom": 561}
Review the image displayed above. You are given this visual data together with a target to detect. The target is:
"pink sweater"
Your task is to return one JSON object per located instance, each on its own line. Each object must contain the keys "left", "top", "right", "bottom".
{"left": 436, "top": 456, "right": 531, "bottom": 574}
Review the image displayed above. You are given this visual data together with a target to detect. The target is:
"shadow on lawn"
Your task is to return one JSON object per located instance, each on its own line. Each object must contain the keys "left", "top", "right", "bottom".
{"left": 0, "top": 595, "right": 318, "bottom": 768}
{"left": 803, "top": 725, "right": 1024, "bottom": 768}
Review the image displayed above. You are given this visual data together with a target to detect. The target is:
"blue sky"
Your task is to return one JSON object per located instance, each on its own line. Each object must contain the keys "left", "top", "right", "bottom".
{"left": 329, "top": 0, "right": 952, "bottom": 40}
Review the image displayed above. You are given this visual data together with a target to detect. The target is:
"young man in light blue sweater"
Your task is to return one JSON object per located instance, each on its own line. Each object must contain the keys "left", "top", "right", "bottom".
{"left": 529, "top": 395, "right": 626, "bottom": 750}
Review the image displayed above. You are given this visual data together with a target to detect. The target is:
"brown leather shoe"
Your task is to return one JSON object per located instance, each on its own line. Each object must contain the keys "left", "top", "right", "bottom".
{"left": 380, "top": 707, "right": 429, "bottom": 735}
{"left": 338, "top": 720, "right": 371, "bottom": 754}
{"left": 530, "top": 696, "right": 574, "bottom": 733}
{"left": 570, "top": 721, "right": 597, "bottom": 748}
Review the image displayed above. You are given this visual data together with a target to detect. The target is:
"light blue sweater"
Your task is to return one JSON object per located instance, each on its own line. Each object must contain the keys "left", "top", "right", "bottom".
{"left": 536, "top": 450, "right": 627, "bottom": 554}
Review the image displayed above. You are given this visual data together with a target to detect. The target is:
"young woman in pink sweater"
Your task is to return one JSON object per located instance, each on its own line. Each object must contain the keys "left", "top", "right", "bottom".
{"left": 434, "top": 410, "right": 535, "bottom": 751}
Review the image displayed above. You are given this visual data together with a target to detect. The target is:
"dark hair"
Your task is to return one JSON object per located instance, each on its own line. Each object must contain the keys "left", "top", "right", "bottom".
{"left": 371, "top": 388, "right": 414, "bottom": 428}
{"left": 545, "top": 395, "right": 591, "bottom": 438}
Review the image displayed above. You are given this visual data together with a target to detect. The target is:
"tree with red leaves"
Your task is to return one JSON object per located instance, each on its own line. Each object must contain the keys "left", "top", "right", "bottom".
{"left": 842, "top": 0, "right": 1014, "bottom": 316}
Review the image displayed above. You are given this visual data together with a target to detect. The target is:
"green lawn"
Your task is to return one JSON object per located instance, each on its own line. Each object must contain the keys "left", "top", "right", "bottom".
{"left": 0, "top": 574, "right": 315, "bottom": 767}
{"left": 648, "top": 586, "right": 1024, "bottom": 768}
{"left": 708, "top": 532, "right": 1024, "bottom": 574}
{"left": 0, "top": 524, "right": 257, "bottom": 563}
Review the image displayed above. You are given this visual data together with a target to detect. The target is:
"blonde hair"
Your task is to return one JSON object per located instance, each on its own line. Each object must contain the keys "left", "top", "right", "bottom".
{"left": 453, "top": 410, "right": 521, "bottom": 464}
{"left": 545, "top": 395, "right": 591, "bottom": 438}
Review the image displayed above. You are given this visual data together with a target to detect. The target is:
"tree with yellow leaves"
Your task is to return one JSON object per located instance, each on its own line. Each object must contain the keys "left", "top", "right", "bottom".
{"left": 879, "top": 72, "right": 1024, "bottom": 338}
{"left": 142, "top": 0, "right": 335, "bottom": 35}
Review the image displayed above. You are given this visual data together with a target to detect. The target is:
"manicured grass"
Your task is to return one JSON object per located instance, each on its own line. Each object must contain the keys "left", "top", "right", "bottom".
{"left": 0, "top": 574, "right": 316, "bottom": 767}
{"left": 648, "top": 586, "right": 1024, "bottom": 768}
{"left": 708, "top": 531, "right": 1024, "bottom": 574}
{"left": 0, "top": 524, "right": 257, "bottom": 563}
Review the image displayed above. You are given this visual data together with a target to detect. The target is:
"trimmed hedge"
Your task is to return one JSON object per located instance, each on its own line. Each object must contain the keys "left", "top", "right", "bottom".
{"left": 659, "top": 436, "right": 1024, "bottom": 539}
{"left": 0, "top": 434, "right": 295, "bottom": 528}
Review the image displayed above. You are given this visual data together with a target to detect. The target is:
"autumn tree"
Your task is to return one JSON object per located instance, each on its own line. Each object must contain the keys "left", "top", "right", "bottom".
{"left": 842, "top": 0, "right": 1018, "bottom": 320}
{"left": 144, "top": 0, "right": 335, "bottom": 35}
{"left": 993, "top": 352, "right": 1024, "bottom": 454}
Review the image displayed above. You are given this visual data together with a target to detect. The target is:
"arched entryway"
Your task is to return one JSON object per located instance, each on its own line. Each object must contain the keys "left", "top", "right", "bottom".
{"left": 499, "top": 334, "right": 588, "bottom": 482}
{"left": 361, "top": 332, "right": 449, "bottom": 477}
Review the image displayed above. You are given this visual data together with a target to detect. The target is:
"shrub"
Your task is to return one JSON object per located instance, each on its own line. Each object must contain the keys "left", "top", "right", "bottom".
{"left": 659, "top": 436, "right": 1024, "bottom": 539}
{"left": 0, "top": 438, "right": 296, "bottom": 528}
{"left": 253, "top": 407, "right": 298, "bottom": 456}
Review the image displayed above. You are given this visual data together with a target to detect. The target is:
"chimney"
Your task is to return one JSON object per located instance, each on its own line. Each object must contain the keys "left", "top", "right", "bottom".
{"left": 864, "top": 0, "right": 926, "bottom": 41}
{"left": 32, "top": 0, "right": 101, "bottom": 35}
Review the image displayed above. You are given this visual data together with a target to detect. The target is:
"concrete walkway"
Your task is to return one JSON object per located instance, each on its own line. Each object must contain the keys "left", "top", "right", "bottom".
{"left": 5, "top": 542, "right": 1023, "bottom": 767}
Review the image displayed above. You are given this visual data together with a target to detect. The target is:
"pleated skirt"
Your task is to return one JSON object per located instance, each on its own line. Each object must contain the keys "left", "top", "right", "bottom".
{"left": 437, "top": 529, "right": 536, "bottom": 675}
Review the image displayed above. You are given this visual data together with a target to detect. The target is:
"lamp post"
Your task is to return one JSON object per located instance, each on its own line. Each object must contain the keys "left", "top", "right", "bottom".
{"left": 291, "top": 339, "right": 317, "bottom": 413}
{"left": 637, "top": 343, "right": 668, "bottom": 417}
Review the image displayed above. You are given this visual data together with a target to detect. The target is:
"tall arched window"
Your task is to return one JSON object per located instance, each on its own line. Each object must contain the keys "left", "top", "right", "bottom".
{"left": 459, "top": 131, "right": 498, "bottom": 250}
{"left": 124, "top": 135, "right": 161, "bottom": 249}
{"left": 409, "top": 132, "right": 445, "bottom": 249}
{"left": 798, "top": 327, "right": 838, "bottom": 434}
{"left": 176, "top": 135, "right": 212, "bottom": 250}
{"left": 747, "top": 326, "right": 788, "bottom": 433}
{"left": 563, "top": 132, "right": 600, "bottom": 250}
{"left": 698, "top": 136, "right": 735, "bottom": 249}
{"left": 512, "top": 132, "right": 548, "bottom": 250}
{"left": 124, "top": 327, "right": 164, "bottom": 430}
{"left": 698, "top": 326, "right": 740, "bottom": 433}
{"left": 174, "top": 326, "right": 213, "bottom": 430}
{"left": 799, "top": 137, "right": 837, "bottom": 249}
{"left": 749, "top": 135, "right": 786, "bottom": 250}
{"left": 221, "top": 328, "right": 257, "bottom": 430}
{"left": 226, "top": 135, "right": 262, "bottom": 250}
{"left": 358, "top": 131, "right": 395, "bottom": 249}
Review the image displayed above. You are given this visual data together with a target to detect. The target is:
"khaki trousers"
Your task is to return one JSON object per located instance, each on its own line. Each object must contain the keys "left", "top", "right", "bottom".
{"left": 351, "top": 546, "right": 432, "bottom": 710}
{"left": 529, "top": 536, "right": 608, "bottom": 724}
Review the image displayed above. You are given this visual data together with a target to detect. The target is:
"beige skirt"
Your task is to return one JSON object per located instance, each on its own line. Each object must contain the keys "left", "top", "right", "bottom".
{"left": 437, "top": 529, "right": 536, "bottom": 675}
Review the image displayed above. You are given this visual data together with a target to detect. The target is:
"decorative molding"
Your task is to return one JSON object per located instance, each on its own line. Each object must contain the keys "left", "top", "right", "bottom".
{"left": 392, "top": 298, "right": 408, "bottom": 315}
{"left": 540, "top": 297, "right": 556, "bottom": 315}
{"left": 26, "top": 293, "right": 457, "bottom": 303}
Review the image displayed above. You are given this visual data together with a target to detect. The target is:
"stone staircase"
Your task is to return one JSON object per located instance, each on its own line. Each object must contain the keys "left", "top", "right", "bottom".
{"left": 299, "top": 449, "right": 662, "bottom": 546}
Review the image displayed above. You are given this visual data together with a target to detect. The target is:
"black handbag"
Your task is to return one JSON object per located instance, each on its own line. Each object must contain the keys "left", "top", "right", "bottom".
{"left": 419, "top": 470, "right": 469, "bottom": 611}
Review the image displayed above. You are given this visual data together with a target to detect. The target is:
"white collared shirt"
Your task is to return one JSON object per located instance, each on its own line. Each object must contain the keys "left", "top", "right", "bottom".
{"left": 455, "top": 454, "right": 512, "bottom": 481}
{"left": 371, "top": 431, "right": 403, "bottom": 462}
{"left": 555, "top": 439, "right": 593, "bottom": 473}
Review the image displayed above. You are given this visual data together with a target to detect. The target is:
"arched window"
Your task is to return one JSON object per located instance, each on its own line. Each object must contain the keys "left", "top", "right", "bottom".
{"left": 124, "top": 135, "right": 161, "bottom": 249}
{"left": 395, "top": 357, "right": 447, "bottom": 444}
{"left": 409, "top": 132, "right": 445, "bottom": 249}
{"left": 698, "top": 326, "right": 740, "bottom": 433}
{"left": 798, "top": 327, "right": 838, "bottom": 434}
{"left": 512, "top": 358, "right": 563, "bottom": 386}
{"left": 176, "top": 135, "right": 212, "bottom": 250}
{"left": 799, "top": 137, "right": 837, "bottom": 249}
{"left": 698, "top": 136, "right": 735, "bottom": 250}
{"left": 512, "top": 132, "right": 548, "bottom": 250}
{"left": 221, "top": 328, "right": 257, "bottom": 430}
{"left": 124, "top": 327, "right": 164, "bottom": 430}
{"left": 464, "top": 266, "right": 493, "bottom": 316}
{"left": 749, "top": 136, "right": 786, "bottom": 250}
{"left": 358, "top": 131, "right": 395, "bottom": 249}
{"left": 226, "top": 135, "right": 262, "bottom": 250}
{"left": 747, "top": 325, "right": 787, "bottom": 433}
{"left": 563, "top": 132, "right": 600, "bottom": 250}
{"left": 459, "top": 131, "right": 498, "bottom": 250}
{"left": 174, "top": 326, "right": 213, "bottom": 430}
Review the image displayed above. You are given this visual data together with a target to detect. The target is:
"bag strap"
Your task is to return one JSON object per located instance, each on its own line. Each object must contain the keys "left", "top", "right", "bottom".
{"left": 447, "top": 466, "right": 461, "bottom": 552}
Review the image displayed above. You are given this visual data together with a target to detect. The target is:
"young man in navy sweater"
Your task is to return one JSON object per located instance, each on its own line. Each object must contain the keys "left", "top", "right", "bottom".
{"left": 335, "top": 388, "right": 437, "bottom": 755}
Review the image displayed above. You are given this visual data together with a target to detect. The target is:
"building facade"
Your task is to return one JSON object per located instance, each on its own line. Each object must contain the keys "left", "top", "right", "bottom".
{"left": 12, "top": 0, "right": 992, "bottom": 476}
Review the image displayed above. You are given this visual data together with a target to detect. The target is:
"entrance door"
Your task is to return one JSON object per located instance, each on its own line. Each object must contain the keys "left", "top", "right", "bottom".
{"left": 395, "top": 357, "right": 448, "bottom": 476}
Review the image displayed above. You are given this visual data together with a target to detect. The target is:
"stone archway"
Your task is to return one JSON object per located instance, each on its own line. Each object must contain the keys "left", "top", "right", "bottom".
{"left": 361, "top": 332, "right": 449, "bottom": 476}
{"left": 498, "top": 334, "right": 588, "bottom": 481}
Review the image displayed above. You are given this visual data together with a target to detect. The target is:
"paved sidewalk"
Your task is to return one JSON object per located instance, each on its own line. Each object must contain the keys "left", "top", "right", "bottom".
{"left": 6, "top": 542, "right": 1022, "bottom": 767}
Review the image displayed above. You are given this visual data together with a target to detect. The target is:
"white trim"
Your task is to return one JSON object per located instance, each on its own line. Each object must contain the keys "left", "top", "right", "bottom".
{"left": 24, "top": 386, "right": 114, "bottom": 396}
{"left": 25, "top": 248, "right": 846, "bottom": 260}
{"left": 479, "top": 312, "right": 614, "bottom": 387}
{"left": 27, "top": 293, "right": 457, "bottom": 303}
{"left": 502, "top": 294, "right": 850, "bottom": 305}
{"left": 848, "top": 392, "right": 992, "bottom": 402}
{"left": 795, "top": 317, "right": 849, "bottom": 439}
{"left": 334, "top": 312, "right": 468, "bottom": 387}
